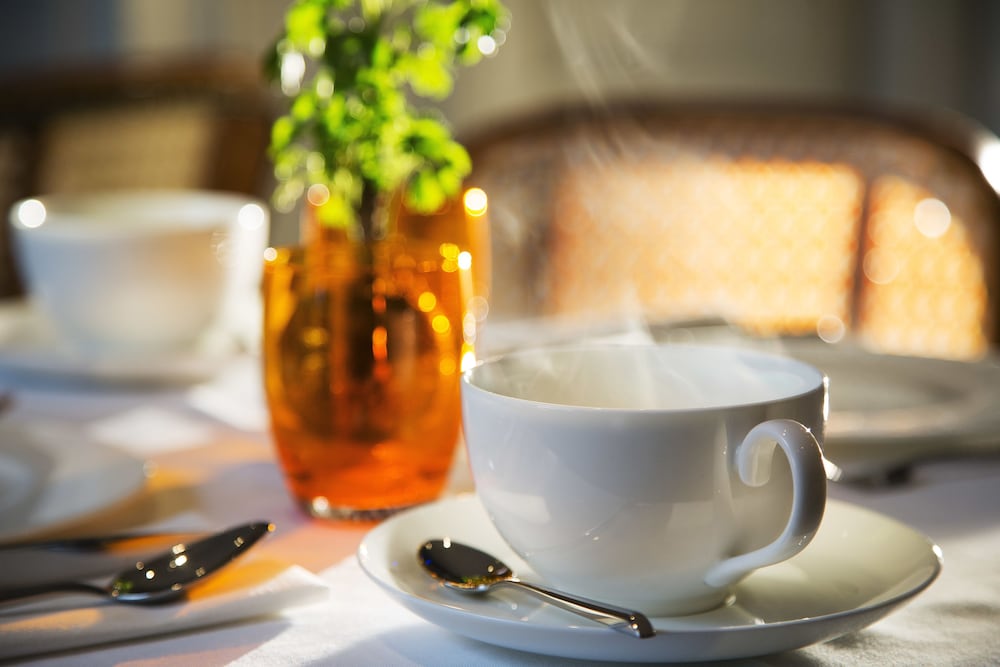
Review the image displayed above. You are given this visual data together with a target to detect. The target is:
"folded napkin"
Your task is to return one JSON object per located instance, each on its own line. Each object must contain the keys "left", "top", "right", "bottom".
{"left": 0, "top": 557, "right": 330, "bottom": 661}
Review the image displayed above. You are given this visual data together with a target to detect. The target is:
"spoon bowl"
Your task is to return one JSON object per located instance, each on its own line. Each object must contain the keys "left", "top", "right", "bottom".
{"left": 0, "top": 521, "right": 273, "bottom": 605}
{"left": 418, "top": 538, "right": 655, "bottom": 639}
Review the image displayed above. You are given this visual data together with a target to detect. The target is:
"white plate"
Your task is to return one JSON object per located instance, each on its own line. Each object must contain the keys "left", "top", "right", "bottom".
{"left": 0, "top": 300, "right": 239, "bottom": 384}
{"left": 358, "top": 494, "right": 941, "bottom": 663}
{"left": 0, "top": 423, "right": 147, "bottom": 543}
{"left": 778, "top": 339, "right": 1000, "bottom": 477}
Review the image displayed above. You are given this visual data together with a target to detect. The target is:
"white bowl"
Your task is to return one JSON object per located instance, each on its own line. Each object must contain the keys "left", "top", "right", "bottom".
{"left": 9, "top": 190, "right": 269, "bottom": 355}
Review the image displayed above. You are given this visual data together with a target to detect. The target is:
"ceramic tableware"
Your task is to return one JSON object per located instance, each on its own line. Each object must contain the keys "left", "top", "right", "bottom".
{"left": 9, "top": 190, "right": 268, "bottom": 355}
{"left": 461, "top": 343, "right": 828, "bottom": 616}
{"left": 358, "top": 494, "right": 941, "bottom": 663}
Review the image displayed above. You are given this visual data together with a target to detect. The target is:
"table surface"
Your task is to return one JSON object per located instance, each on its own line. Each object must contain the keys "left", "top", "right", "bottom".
{"left": 2, "top": 352, "right": 999, "bottom": 666}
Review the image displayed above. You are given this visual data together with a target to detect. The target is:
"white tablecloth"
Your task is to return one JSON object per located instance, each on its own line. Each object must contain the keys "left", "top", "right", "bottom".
{"left": 3, "top": 355, "right": 999, "bottom": 666}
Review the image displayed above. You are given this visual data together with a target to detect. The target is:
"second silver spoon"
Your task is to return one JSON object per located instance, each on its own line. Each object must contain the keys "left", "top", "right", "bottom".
{"left": 0, "top": 521, "right": 273, "bottom": 604}
{"left": 418, "top": 538, "right": 655, "bottom": 638}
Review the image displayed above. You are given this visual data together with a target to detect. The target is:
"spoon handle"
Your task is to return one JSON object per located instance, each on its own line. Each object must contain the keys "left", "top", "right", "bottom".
{"left": 499, "top": 578, "right": 655, "bottom": 638}
{"left": 0, "top": 581, "right": 106, "bottom": 604}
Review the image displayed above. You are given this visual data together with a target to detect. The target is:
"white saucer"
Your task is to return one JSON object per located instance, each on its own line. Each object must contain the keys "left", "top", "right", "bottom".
{"left": 0, "top": 300, "right": 240, "bottom": 385}
{"left": 358, "top": 494, "right": 941, "bottom": 663}
{"left": 0, "top": 423, "right": 147, "bottom": 543}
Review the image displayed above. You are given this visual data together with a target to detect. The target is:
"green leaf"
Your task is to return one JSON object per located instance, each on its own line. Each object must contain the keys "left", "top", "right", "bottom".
{"left": 435, "top": 165, "right": 463, "bottom": 195}
{"left": 290, "top": 91, "right": 318, "bottom": 121}
{"left": 270, "top": 116, "right": 298, "bottom": 152}
{"left": 262, "top": 39, "right": 283, "bottom": 83}
{"left": 371, "top": 36, "right": 394, "bottom": 69}
{"left": 406, "top": 169, "right": 447, "bottom": 213}
{"left": 360, "top": 0, "right": 390, "bottom": 21}
{"left": 285, "top": 1, "right": 327, "bottom": 52}
{"left": 409, "top": 116, "right": 451, "bottom": 142}
{"left": 315, "top": 192, "right": 357, "bottom": 230}
{"left": 414, "top": 3, "right": 465, "bottom": 48}
{"left": 321, "top": 95, "right": 346, "bottom": 129}
{"left": 440, "top": 140, "right": 472, "bottom": 175}
{"left": 399, "top": 50, "right": 454, "bottom": 99}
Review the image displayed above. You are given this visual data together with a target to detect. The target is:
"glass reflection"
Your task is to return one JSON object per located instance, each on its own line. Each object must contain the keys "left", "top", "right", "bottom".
{"left": 238, "top": 203, "right": 267, "bottom": 230}
{"left": 17, "top": 199, "right": 46, "bottom": 228}
{"left": 463, "top": 188, "right": 488, "bottom": 217}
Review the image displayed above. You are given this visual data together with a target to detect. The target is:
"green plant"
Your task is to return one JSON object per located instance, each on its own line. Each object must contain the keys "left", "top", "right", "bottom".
{"left": 265, "top": 0, "right": 509, "bottom": 241}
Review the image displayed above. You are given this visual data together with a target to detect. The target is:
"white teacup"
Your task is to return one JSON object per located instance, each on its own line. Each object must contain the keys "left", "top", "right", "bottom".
{"left": 9, "top": 190, "right": 268, "bottom": 355}
{"left": 461, "top": 343, "right": 828, "bottom": 616}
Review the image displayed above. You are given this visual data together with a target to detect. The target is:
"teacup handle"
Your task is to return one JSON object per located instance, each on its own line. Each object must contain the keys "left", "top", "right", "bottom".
{"left": 704, "top": 419, "right": 827, "bottom": 588}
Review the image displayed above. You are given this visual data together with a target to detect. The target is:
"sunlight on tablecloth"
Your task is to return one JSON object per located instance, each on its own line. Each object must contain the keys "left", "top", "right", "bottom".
{"left": 228, "top": 461, "right": 1000, "bottom": 666}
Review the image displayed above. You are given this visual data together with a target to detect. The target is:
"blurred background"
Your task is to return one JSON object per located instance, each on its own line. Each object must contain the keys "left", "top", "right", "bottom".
{"left": 2, "top": 0, "right": 998, "bottom": 237}
{"left": 2, "top": 0, "right": 999, "bottom": 357}
{"left": 3, "top": 1, "right": 998, "bottom": 150}
{"left": 2, "top": 0, "right": 997, "bottom": 133}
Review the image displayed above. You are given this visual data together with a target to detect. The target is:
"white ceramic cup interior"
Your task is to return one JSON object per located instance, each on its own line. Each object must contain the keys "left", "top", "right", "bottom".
{"left": 9, "top": 190, "right": 269, "bottom": 355}
{"left": 461, "top": 343, "right": 828, "bottom": 616}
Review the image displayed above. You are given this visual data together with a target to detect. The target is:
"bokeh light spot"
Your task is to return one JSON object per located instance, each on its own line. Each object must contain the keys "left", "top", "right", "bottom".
{"left": 17, "top": 199, "right": 46, "bottom": 228}
{"left": 463, "top": 188, "right": 488, "bottom": 217}
{"left": 238, "top": 203, "right": 266, "bottom": 230}
{"left": 913, "top": 198, "right": 951, "bottom": 239}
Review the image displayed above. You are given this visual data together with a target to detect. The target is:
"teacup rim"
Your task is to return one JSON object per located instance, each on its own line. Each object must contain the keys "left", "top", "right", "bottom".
{"left": 462, "top": 342, "right": 828, "bottom": 414}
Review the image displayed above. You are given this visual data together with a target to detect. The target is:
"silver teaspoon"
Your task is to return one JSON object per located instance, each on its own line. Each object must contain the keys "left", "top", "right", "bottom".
{"left": 418, "top": 539, "right": 655, "bottom": 639}
{"left": 0, "top": 521, "right": 273, "bottom": 604}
